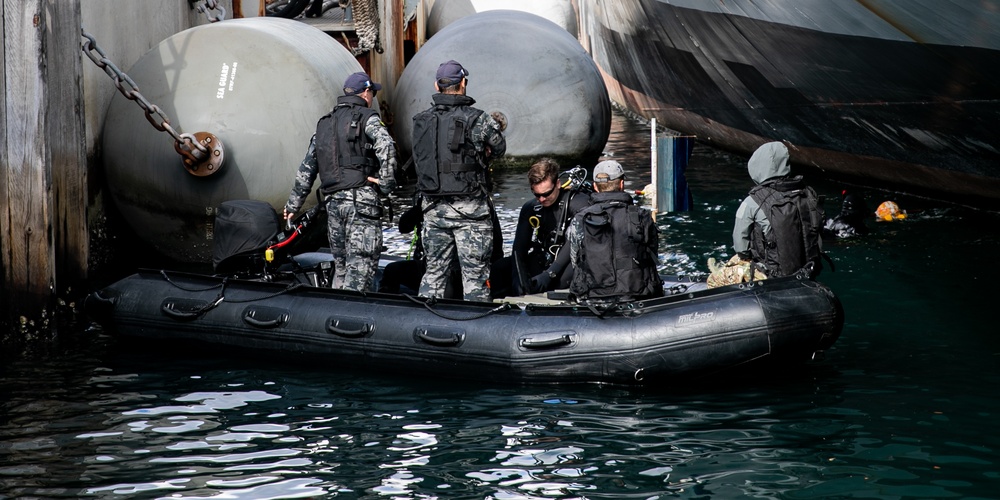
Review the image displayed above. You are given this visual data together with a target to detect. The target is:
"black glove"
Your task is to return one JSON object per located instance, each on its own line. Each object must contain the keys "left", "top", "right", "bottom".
{"left": 529, "top": 271, "right": 553, "bottom": 294}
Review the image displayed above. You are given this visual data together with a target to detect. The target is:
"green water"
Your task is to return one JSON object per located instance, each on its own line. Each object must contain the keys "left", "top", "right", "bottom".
{"left": 2, "top": 111, "right": 998, "bottom": 498}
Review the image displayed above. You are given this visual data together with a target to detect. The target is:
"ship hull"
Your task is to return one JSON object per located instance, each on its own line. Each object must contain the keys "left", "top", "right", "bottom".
{"left": 578, "top": 0, "right": 1000, "bottom": 203}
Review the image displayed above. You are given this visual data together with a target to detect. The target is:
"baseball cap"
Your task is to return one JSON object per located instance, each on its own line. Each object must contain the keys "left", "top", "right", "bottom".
{"left": 436, "top": 60, "right": 469, "bottom": 84}
{"left": 343, "top": 72, "right": 382, "bottom": 95}
{"left": 593, "top": 160, "right": 625, "bottom": 182}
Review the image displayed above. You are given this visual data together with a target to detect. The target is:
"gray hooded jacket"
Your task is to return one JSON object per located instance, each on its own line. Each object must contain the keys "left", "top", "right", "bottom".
{"left": 732, "top": 142, "right": 791, "bottom": 253}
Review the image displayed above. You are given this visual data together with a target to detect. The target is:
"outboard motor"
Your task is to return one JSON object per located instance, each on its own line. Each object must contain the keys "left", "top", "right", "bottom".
{"left": 213, "top": 200, "right": 283, "bottom": 277}
{"left": 212, "top": 200, "right": 333, "bottom": 286}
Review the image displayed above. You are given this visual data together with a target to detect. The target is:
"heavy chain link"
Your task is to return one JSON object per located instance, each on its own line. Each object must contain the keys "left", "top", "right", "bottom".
{"left": 195, "top": 0, "right": 227, "bottom": 23}
{"left": 81, "top": 30, "right": 209, "bottom": 165}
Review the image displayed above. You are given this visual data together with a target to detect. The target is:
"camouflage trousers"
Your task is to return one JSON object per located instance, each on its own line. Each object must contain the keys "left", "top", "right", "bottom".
{"left": 419, "top": 197, "right": 493, "bottom": 301}
{"left": 326, "top": 189, "right": 384, "bottom": 291}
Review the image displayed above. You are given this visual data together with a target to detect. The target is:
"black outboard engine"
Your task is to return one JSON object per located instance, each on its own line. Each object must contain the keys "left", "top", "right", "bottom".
{"left": 213, "top": 200, "right": 335, "bottom": 285}
{"left": 213, "top": 200, "right": 283, "bottom": 277}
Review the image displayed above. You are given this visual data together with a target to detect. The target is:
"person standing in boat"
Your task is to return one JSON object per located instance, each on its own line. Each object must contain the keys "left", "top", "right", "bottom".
{"left": 567, "top": 160, "right": 663, "bottom": 304}
{"left": 282, "top": 71, "right": 397, "bottom": 292}
{"left": 490, "top": 158, "right": 592, "bottom": 297}
{"left": 732, "top": 141, "right": 824, "bottom": 278}
{"left": 411, "top": 60, "right": 506, "bottom": 301}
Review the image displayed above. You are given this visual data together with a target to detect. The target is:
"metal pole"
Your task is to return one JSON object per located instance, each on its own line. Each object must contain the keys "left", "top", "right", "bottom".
{"left": 650, "top": 118, "right": 657, "bottom": 209}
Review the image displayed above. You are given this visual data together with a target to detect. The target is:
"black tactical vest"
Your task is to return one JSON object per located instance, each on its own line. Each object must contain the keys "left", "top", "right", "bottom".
{"left": 315, "top": 95, "right": 379, "bottom": 196}
{"left": 748, "top": 175, "right": 824, "bottom": 277}
{"left": 411, "top": 94, "right": 485, "bottom": 196}
{"left": 570, "top": 191, "right": 663, "bottom": 301}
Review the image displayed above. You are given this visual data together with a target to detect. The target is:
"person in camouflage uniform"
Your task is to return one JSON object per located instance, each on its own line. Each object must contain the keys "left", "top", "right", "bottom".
{"left": 411, "top": 60, "right": 506, "bottom": 301}
{"left": 283, "top": 71, "right": 397, "bottom": 291}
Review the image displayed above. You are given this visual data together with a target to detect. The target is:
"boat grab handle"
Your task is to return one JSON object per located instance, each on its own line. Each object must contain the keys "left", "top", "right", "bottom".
{"left": 162, "top": 304, "right": 201, "bottom": 320}
{"left": 414, "top": 328, "right": 465, "bottom": 347}
{"left": 243, "top": 314, "right": 286, "bottom": 328}
{"left": 327, "top": 318, "right": 373, "bottom": 337}
{"left": 520, "top": 334, "right": 574, "bottom": 349}
{"left": 161, "top": 297, "right": 216, "bottom": 321}
{"left": 241, "top": 306, "right": 289, "bottom": 328}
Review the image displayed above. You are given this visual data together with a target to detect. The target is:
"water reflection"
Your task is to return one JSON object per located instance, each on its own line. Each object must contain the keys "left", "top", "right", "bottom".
{"left": 0, "top": 319, "right": 995, "bottom": 499}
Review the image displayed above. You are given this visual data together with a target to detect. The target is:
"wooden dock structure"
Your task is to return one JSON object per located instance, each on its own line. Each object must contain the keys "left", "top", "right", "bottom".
{"left": 2, "top": 1, "right": 88, "bottom": 331}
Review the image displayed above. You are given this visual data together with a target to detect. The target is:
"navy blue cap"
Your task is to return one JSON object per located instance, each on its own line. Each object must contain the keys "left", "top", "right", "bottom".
{"left": 435, "top": 60, "right": 468, "bottom": 84}
{"left": 343, "top": 72, "right": 381, "bottom": 95}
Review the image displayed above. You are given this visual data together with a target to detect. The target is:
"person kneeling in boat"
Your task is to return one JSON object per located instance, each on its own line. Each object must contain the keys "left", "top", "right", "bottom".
{"left": 567, "top": 160, "right": 663, "bottom": 304}
{"left": 490, "top": 158, "right": 592, "bottom": 298}
{"left": 282, "top": 72, "right": 397, "bottom": 292}
{"left": 731, "top": 141, "right": 824, "bottom": 279}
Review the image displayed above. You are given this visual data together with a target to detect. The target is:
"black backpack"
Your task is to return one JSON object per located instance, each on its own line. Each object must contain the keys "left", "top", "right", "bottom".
{"left": 749, "top": 176, "right": 824, "bottom": 277}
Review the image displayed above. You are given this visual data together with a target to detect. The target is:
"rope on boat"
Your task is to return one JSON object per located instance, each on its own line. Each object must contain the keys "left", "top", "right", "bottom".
{"left": 216, "top": 284, "right": 307, "bottom": 304}
{"left": 159, "top": 270, "right": 306, "bottom": 314}
{"left": 160, "top": 270, "right": 225, "bottom": 292}
{"left": 401, "top": 294, "right": 512, "bottom": 321}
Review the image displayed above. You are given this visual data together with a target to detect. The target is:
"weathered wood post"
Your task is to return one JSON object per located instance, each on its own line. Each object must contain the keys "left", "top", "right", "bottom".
{"left": 1, "top": 1, "right": 88, "bottom": 331}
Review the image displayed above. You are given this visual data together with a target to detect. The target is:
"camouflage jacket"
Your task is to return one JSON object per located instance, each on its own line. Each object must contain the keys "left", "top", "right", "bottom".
{"left": 284, "top": 115, "right": 397, "bottom": 214}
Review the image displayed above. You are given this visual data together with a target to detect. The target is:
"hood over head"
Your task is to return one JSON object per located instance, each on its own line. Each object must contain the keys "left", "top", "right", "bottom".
{"left": 747, "top": 141, "right": 790, "bottom": 184}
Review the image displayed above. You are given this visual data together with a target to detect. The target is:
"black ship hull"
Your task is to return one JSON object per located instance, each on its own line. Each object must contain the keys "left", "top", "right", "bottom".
{"left": 578, "top": 0, "right": 1000, "bottom": 203}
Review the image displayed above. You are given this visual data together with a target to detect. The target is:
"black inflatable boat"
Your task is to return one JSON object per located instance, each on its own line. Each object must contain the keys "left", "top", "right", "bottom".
{"left": 84, "top": 200, "right": 844, "bottom": 385}
{"left": 85, "top": 268, "right": 842, "bottom": 385}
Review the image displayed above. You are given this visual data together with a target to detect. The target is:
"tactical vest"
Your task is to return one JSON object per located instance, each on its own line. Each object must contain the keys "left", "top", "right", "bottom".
{"left": 570, "top": 192, "right": 663, "bottom": 301}
{"left": 412, "top": 94, "right": 485, "bottom": 196}
{"left": 315, "top": 95, "right": 379, "bottom": 196}
{"left": 748, "top": 175, "right": 824, "bottom": 277}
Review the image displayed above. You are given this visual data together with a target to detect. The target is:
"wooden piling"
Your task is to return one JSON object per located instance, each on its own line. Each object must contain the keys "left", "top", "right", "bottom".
{"left": 2, "top": 1, "right": 88, "bottom": 329}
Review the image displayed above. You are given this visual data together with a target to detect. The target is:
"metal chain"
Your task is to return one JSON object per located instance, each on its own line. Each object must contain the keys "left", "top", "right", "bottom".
{"left": 80, "top": 30, "right": 208, "bottom": 165}
{"left": 194, "top": 0, "right": 227, "bottom": 23}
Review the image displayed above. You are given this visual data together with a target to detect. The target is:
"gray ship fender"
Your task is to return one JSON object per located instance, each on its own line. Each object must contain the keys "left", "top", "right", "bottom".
{"left": 392, "top": 10, "right": 610, "bottom": 164}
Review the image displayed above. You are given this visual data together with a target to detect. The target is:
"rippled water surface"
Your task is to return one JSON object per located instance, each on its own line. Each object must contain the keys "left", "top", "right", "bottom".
{"left": 2, "top": 110, "right": 998, "bottom": 498}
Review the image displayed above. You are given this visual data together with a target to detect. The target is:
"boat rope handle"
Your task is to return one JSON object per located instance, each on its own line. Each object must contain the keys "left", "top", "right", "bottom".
{"left": 519, "top": 334, "right": 574, "bottom": 349}
{"left": 162, "top": 302, "right": 206, "bottom": 320}
{"left": 242, "top": 311, "right": 288, "bottom": 328}
{"left": 415, "top": 329, "right": 463, "bottom": 346}
{"left": 161, "top": 289, "right": 225, "bottom": 319}
{"left": 401, "top": 294, "right": 511, "bottom": 321}
{"left": 327, "top": 319, "right": 373, "bottom": 337}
